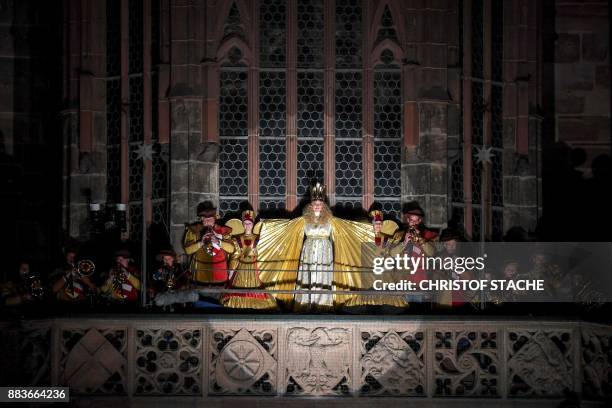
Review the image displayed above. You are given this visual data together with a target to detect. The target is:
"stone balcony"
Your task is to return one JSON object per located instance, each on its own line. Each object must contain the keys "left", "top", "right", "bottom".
{"left": 1, "top": 315, "right": 611, "bottom": 407}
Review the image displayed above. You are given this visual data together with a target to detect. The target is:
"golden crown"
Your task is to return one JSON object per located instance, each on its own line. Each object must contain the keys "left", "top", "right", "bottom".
{"left": 310, "top": 182, "right": 326, "bottom": 201}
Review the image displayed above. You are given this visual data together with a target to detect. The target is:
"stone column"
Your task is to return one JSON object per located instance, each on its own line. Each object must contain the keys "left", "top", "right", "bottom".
{"left": 168, "top": 0, "right": 216, "bottom": 254}
{"left": 502, "top": 0, "right": 543, "bottom": 233}
{"left": 63, "top": 0, "right": 107, "bottom": 239}
{"left": 402, "top": 2, "right": 449, "bottom": 229}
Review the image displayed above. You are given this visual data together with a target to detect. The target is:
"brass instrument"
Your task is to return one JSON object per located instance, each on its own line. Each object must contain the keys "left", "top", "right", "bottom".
{"left": 27, "top": 274, "right": 44, "bottom": 299}
{"left": 111, "top": 264, "right": 128, "bottom": 299}
{"left": 406, "top": 225, "right": 424, "bottom": 246}
{"left": 200, "top": 225, "right": 216, "bottom": 256}
{"left": 76, "top": 259, "right": 96, "bottom": 277}
{"left": 161, "top": 266, "right": 176, "bottom": 291}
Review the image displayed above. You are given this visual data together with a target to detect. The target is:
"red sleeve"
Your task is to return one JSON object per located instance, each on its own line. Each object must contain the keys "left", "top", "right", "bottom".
{"left": 214, "top": 225, "right": 232, "bottom": 236}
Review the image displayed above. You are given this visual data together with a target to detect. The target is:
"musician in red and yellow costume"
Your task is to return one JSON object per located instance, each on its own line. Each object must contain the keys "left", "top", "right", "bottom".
{"left": 99, "top": 249, "right": 141, "bottom": 303}
{"left": 393, "top": 201, "right": 438, "bottom": 303}
{"left": 183, "top": 201, "right": 234, "bottom": 288}
{"left": 342, "top": 209, "right": 408, "bottom": 311}
{"left": 221, "top": 210, "right": 278, "bottom": 310}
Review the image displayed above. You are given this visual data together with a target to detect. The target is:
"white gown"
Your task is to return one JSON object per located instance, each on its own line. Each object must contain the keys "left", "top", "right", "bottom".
{"left": 294, "top": 221, "right": 333, "bottom": 308}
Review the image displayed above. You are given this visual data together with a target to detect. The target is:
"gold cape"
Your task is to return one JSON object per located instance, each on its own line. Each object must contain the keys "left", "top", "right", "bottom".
{"left": 256, "top": 216, "right": 377, "bottom": 306}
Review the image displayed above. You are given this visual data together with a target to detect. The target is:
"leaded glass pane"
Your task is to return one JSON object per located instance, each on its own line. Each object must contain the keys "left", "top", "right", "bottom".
{"left": 129, "top": 142, "right": 144, "bottom": 202}
{"left": 335, "top": 71, "right": 362, "bottom": 138}
{"left": 259, "top": 71, "right": 286, "bottom": 137}
{"left": 220, "top": 70, "right": 248, "bottom": 137}
{"left": 336, "top": 0, "right": 362, "bottom": 68}
{"left": 260, "top": 0, "right": 286, "bottom": 68}
{"left": 297, "top": 72, "right": 324, "bottom": 138}
{"left": 129, "top": 76, "right": 144, "bottom": 142}
{"left": 259, "top": 139, "right": 286, "bottom": 197}
{"left": 335, "top": 140, "right": 362, "bottom": 197}
{"left": 492, "top": 0, "right": 503, "bottom": 83}
{"left": 374, "top": 70, "right": 401, "bottom": 139}
{"left": 374, "top": 141, "right": 401, "bottom": 197}
{"left": 471, "top": 0, "right": 484, "bottom": 79}
{"left": 129, "top": 0, "right": 143, "bottom": 74}
{"left": 297, "top": 0, "right": 324, "bottom": 68}
{"left": 219, "top": 139, "right": 248, "bottom": 197}
{"left": 297, "top": 140, "right": 324, "bottom": 196}
{"left": 106, "top": 0, "right": 120, "bottom": 77}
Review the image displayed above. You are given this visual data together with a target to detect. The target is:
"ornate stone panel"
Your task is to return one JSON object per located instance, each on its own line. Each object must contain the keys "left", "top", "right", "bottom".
{"left": 285, "top": 327, "right": 351, "bottom": 396}
{"left": 359, "top": 330, "right": 425, "bottom": 396}
{"left": 507, "top": 330, "right": 573, "bottom": 397}
{"left": 209, "top": 328, "right": 277, "bottom": 395}
{"left": 20, "top": 327, "right": 51, "bottom": 386}
{"left": 59, "top": 328, "right": 127, "bottom": 395}
{"left": 134, "top": 328, "right": 202, "bottom": 395}
{"left": 581, "top": 328, "right": 612, "bottom": 399}
{"left": 434, "top": 329, "right": 499, "bottom": 397}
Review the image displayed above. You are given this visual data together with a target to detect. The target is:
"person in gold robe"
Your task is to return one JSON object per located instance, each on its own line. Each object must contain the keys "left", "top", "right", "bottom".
{"left": 221, "top": 210, "right": 278, "bottom": 310}
{"left": 342, "top": 209, "right": 408, "bottom": 312}
{"left": 256, "top": 183, "right": 376, "bottom": 311}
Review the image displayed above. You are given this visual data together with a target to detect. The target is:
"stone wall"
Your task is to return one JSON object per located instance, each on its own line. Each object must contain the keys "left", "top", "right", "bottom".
{"left": 0, "top": 0, "right": 62, "bottom": 265}
{"left": 554, "top": 0, "right": 610, "bottom": 170}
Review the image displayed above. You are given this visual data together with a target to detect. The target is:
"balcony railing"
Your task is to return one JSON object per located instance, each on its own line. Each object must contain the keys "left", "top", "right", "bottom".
{"left": 1, "top": 315, "right": 611, "bottom": 403}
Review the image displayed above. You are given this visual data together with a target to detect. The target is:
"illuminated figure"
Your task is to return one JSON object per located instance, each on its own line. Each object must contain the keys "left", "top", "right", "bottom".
{"left": 342, "top": 209, "right": 408, "bottom": 311}
{"left": 221, "top": 210, "right": 278, "bottom": 310}
{"left": 256, "top": 183, "right": 374, "bottom": 311}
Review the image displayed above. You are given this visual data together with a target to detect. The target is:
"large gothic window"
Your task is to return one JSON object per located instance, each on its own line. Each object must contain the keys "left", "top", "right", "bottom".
{"left": 217, "top": 0, "right": 403, "bottom": 216}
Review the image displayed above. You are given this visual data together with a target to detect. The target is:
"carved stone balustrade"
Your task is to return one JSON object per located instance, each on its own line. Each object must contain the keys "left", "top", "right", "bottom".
{"left": 1, "top": 316, "right": 611, "bottom": 406}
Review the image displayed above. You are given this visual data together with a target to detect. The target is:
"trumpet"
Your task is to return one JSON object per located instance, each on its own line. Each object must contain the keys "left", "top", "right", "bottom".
{"left": 405, "top": 225, "right": 424, "bottom": 245}
{"left": 200, "top": 226, "right": 216, "bottom": 256}
{"left": 76, "top": 259, "right": 96, "bottom": 277}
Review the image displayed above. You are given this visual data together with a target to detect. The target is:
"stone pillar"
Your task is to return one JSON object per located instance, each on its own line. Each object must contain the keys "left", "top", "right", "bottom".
{"left": 63, "top": 0, "right": 107, "bottom": 239}
{"left": 446, "top": 0, "right": 463, "bottom": 223}
{"left": 502, "top": 0, "right": 543, "bottom": 233}
{"left": 402, "top": 2, "right": 449, "bottom": 228}
{"left": 168, "top": 0, "right": 216, "bottom": 254}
